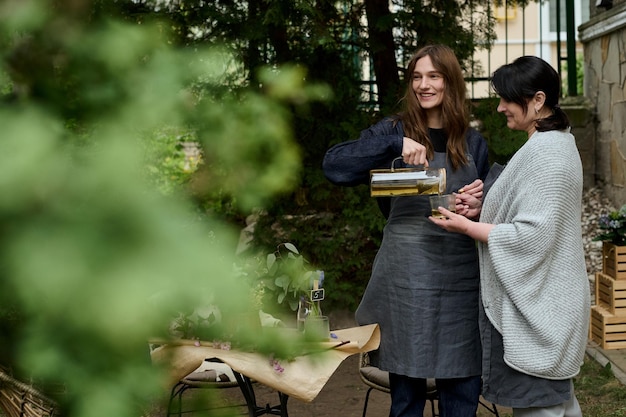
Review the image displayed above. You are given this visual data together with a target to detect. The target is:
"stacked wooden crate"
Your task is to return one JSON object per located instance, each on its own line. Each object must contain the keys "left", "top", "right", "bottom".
{"left": 590, "top": 243, "right": 626, "bottom": 349}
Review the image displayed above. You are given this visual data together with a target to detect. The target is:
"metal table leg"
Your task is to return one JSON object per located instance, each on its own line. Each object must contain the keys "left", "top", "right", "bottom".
{"left": 233, "top": 371, "right": 289, "bottom": 417}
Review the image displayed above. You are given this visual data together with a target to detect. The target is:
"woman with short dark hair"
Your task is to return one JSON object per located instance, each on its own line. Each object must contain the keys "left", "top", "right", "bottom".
{"left": 431, "top": 56, "right": 590, "bottom": 417}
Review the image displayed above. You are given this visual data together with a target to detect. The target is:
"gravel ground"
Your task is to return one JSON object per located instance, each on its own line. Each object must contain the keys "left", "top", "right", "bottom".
{"left": 582, "top": 187, "right": 616, "bottom": 287}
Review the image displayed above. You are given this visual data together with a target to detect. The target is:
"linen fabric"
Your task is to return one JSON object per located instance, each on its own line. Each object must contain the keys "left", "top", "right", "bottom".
{"left": 478, "top": 129, "right": 590, "bottom": 380}
{"left": 480, "top": 303, "right": 572, "bottom": 408}
{"left": 323, "top": 118, "right": 490, "bottom": 379}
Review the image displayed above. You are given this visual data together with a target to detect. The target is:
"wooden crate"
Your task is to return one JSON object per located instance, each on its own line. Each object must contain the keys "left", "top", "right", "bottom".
{"left": 590, "top": 304, "right": 626, "bottom": 349}
{"left": 602, "top": 242, "right": 626, "bottom": 280}
{"left": 595, "top": 272, "right": 626, "bottom": 316}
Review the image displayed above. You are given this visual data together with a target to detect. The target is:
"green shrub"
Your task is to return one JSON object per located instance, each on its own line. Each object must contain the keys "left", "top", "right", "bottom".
{"left": 248, "top": 185, "right": 385, "bottom": 313}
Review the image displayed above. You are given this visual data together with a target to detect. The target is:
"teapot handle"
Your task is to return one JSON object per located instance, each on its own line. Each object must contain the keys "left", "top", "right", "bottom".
{"left": 391, "top": 156, "right": 427, "bottom": 171}
{"left": 390, "top": 156, "right": 403, "bottom": 171}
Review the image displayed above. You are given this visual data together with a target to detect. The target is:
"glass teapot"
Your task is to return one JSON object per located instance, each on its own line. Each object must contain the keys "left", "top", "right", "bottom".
{"left": 370, "top": 157, "right": 446, "bottom": 197}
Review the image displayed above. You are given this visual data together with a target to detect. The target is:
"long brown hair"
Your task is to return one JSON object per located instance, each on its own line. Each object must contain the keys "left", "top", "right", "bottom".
{"left": 399, "top": 44, "right": 469, "bottom": 170}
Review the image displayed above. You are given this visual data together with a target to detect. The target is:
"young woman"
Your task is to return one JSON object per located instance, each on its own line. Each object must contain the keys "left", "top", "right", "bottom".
{"left": 323, "top": 44, "right": 490, "bottom": 417}
{"left": 430, "top": 56, "right": 590, "bottom": 417}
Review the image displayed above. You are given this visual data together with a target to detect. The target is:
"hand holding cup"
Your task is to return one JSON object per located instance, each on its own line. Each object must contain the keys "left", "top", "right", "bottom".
{"left": 429, "top": 194, "right": 456, "bottom": 219}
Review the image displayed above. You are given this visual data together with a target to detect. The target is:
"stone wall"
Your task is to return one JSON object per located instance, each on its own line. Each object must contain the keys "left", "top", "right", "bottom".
{"left": 562, "top": 96, "right": 596, "bottom": 190}
{"left": 579, "top": 2, "right": 626, "bottom": 206}
{"left": 591, "top": 0, "right": 626, "bottom": 19}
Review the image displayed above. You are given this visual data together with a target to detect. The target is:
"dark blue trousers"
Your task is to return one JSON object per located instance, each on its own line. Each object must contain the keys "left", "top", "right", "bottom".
{"left": 389, "top": 373, "right": 481, "bottom": 417}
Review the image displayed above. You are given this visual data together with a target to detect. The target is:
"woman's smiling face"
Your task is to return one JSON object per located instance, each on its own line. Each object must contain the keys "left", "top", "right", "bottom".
{"left": 496, "top": 97, "right": 536, "bottom": 136}
{"left": 412, "top": 55, "right": 445, "bottom": 112}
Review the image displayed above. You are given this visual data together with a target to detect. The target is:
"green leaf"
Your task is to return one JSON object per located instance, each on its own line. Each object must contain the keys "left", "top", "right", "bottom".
{"left": 266, "top": 253, "right": 277, "bottom": 269}
{"left": 262, "top": 277, "right": 277, "bottom": 291}
{"left": 284, "top": 242, "right": 299, "bottom": 254}
{"left": 274, "top": 274, "right": 291, "bottom": 290}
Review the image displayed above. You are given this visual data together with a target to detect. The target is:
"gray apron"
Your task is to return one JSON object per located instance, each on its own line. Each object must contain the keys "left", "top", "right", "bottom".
{"left": 355, "top": 152, "right": 482, "bottom": 379}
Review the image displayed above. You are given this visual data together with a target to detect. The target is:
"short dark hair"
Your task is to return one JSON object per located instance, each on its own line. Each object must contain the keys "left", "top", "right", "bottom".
{"left": 491, "top": 56, "right": 570, "bottom": 131}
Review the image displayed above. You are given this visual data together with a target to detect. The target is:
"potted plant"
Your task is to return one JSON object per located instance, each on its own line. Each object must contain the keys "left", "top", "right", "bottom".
{"left": 250, "top": 243, "right": 324, "bottom": 322}
{"left": 593, "top": 204, "right": 626, "bottom": 279}
{"left": 164, "top": 242, "right": 328, "bottom": 355}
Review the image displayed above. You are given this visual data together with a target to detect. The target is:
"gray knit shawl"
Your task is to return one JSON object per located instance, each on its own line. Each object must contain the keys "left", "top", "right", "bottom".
{"left": 478, "top": 129, "right": 590, "bottom": 380}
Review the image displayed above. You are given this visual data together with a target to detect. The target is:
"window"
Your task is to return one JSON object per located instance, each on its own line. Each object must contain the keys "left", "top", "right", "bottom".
{"left": 494, "top": 0, "right": 518, "bottom": 21}
{"left": 549, "top": 0, "right": 590, "bottom": 33}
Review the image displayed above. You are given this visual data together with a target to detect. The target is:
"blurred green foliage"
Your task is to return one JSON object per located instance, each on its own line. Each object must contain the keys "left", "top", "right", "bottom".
{"left": 0, "top": 1, "right": 328, "bottom": 416}
{"left": 142, "top": 129, "right": 201, "bottom": 196}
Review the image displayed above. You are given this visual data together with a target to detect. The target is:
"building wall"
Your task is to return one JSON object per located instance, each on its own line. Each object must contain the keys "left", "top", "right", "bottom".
{"left": 468, "top": 0, "right": 585, "bottom": 98}
{"left": 579, "top": 2, "right": 626, "bottom": 206}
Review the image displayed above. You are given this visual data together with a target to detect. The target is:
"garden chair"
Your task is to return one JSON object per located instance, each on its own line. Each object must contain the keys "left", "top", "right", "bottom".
{"left": 166, "top": 358, "right": 243, "bottom": 417}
